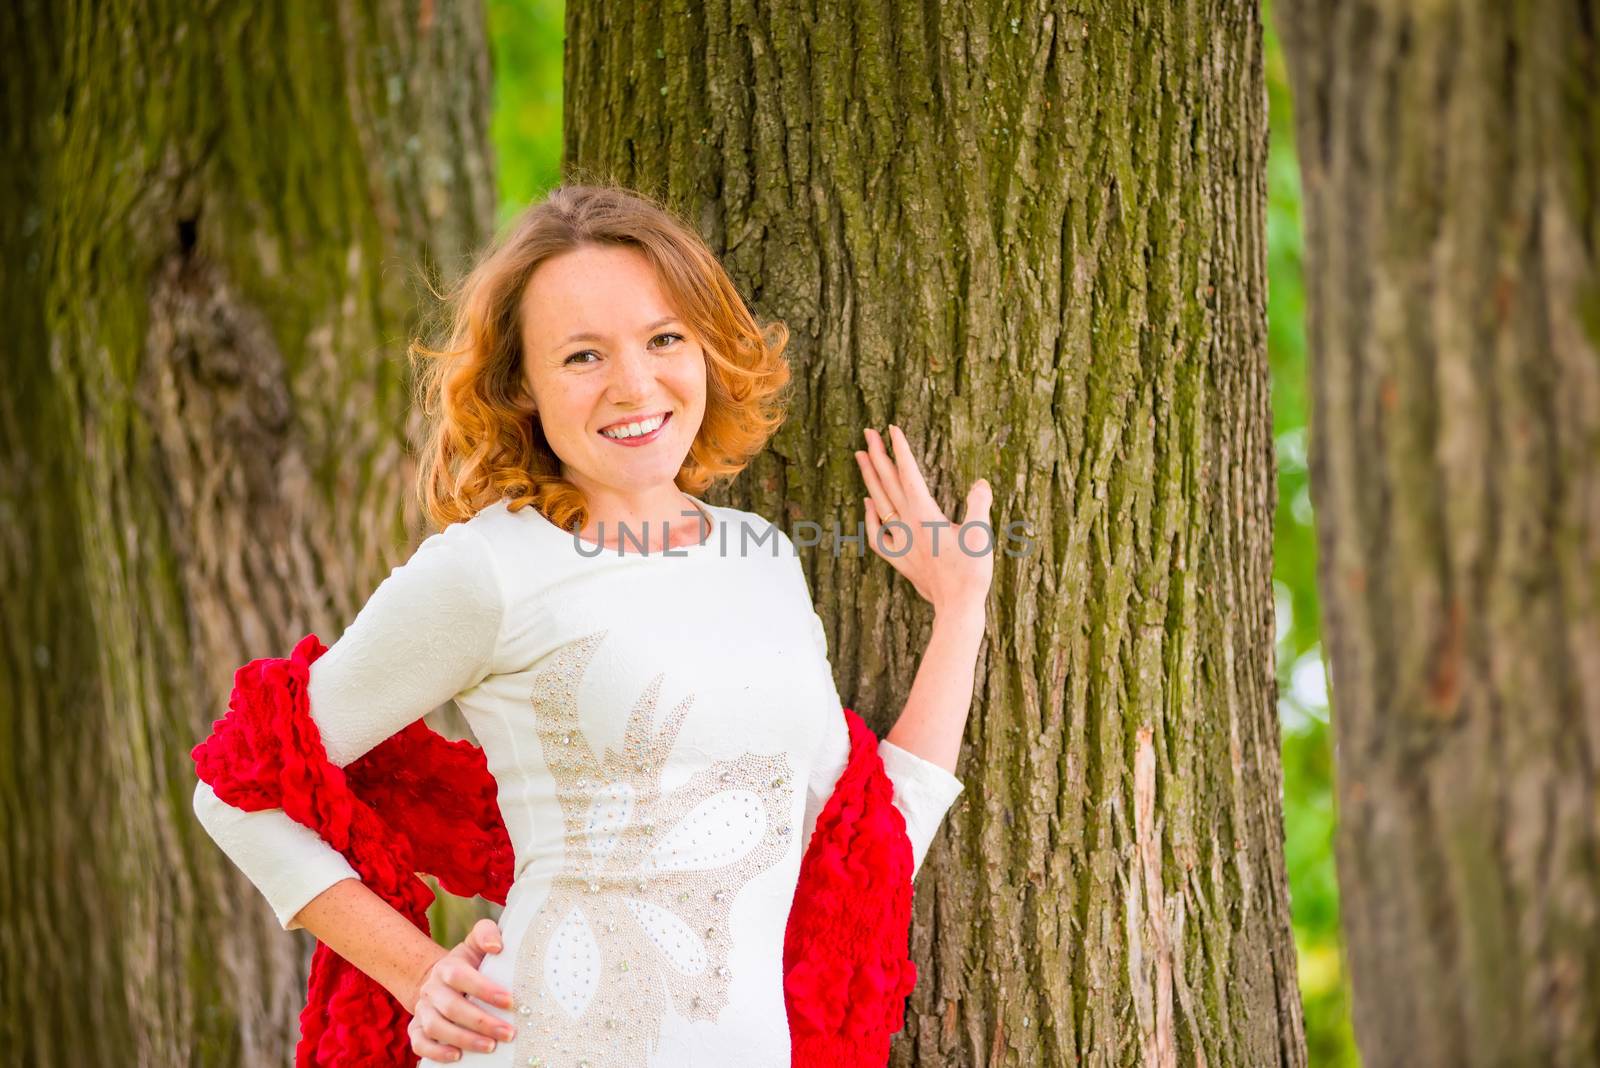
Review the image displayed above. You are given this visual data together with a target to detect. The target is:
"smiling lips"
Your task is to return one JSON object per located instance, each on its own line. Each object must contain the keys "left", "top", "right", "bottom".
{"left": 599, "top": 410, "right": 670, "bottom": 444}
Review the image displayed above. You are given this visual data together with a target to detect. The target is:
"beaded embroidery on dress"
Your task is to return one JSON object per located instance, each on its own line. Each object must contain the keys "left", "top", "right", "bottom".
{"left": 510, "top": 629, "right": 794, "bottom": 1066}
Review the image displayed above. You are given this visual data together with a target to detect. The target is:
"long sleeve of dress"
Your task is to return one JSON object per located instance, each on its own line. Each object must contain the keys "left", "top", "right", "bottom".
{"left": 192, "top": 521, "right": 504, "bottom": 930}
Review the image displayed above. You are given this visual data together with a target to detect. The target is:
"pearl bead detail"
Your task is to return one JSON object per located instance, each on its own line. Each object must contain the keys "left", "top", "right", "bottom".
{"left": 506, "top": 629, "right": 794, "bottom": 1066}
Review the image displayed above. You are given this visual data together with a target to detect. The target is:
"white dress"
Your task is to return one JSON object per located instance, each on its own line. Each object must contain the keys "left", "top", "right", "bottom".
{"left": 193, "top": 494, "right": 965, "bottom": 1068}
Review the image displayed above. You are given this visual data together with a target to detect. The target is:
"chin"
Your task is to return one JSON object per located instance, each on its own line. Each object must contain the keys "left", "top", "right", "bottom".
{"left": 600, "top": 458, "right": 691, "bottom": 492}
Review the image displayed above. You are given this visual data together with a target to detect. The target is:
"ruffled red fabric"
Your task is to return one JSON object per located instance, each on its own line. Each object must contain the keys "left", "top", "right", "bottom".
{"left": 191, "top": 633, "right": 919, "bottom": 1067}
{"left": 783, "top": 707, "right": 919, "bottom": 1062}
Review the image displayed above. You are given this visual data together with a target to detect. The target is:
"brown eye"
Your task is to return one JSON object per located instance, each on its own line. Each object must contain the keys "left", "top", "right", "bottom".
{"left": 650, "top": 332, "right": 685, "bottom": 349}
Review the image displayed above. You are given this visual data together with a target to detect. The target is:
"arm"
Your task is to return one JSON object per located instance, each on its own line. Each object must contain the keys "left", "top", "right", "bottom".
{"left": 286, "top": 877, "right": 455, "bottom": 1011}
{"left": 191, "top": 521, "right": 504, "bottom": 1007}
{"left": 191, "top": 805, "right": 446, "bottom": 1010}
{"left": 881, "top": 602, "right": 985, "bottom": 774}
{"left": 191, "top": 780, "right": 362, "bottom": 928}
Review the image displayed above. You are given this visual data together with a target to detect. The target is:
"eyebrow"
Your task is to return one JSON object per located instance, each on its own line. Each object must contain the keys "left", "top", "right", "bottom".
{"left": 552, "top": 316, "right": 682, "bottom": 352}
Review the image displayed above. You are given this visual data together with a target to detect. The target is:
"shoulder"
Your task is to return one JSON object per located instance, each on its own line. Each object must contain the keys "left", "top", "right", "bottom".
{"left": 702, "top": 503, "right": 802, "bottom": 563}
{"left": 705, "top": 507, "right": 816, "bottom": 605}
{"left": 416, "top": 506, "right": 494, "bottom": 560}
{"left": 311, "top": 506, "right": 507, "bottom": 694}
{"left": 454, "top": 497, "right": 516, "bottom": 539}
{"left": 392, "top": 506, "right": 505, "bottom": 609}
{"left": 435, "top": 498, "right": 528, "bottom": 566}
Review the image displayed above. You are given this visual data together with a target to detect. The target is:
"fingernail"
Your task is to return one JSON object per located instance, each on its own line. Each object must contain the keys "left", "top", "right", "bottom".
{"left": 487, "top": 942, "right": 502, "bottom": 953}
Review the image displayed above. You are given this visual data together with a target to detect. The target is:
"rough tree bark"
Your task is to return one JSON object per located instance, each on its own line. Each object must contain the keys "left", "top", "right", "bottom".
{"left": 565, "top": 1, "right": 1306, "bottom": 1064}
{"left": 0, "top": 2, "right": 493, "bottom": 1062}
{"left": 1275, "top": 1, "right": 1600, "bottom": 1065}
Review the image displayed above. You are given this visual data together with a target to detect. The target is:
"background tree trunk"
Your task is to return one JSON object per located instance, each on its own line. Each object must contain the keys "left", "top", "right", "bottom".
{"left": 565, "top": 1, "right": 1306, "bottom": 1063}
{"left": 1275, "top": 1, "right": 1600, "bottom": 1064}
{"left": 0, "top": 2, "right": 493, "bottom": 1062}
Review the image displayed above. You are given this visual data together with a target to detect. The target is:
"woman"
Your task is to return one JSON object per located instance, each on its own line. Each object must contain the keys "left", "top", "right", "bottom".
{"left": 193, "top": 184, "right": 993, "bottom": 1066}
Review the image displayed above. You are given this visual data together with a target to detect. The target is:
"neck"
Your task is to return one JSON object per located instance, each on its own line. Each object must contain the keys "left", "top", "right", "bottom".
{"left": 564, "top": 477, "right": 709, "bottom": 551}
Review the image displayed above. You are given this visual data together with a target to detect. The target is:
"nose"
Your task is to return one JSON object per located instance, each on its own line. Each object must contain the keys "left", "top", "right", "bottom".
{"left": 605, "top": 345, "right": 658, "bottom": 404}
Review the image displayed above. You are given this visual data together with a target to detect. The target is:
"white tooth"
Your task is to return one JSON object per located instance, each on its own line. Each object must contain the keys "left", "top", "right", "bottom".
{"left": 604, "top": 414, "right": 663, "bottom": 439}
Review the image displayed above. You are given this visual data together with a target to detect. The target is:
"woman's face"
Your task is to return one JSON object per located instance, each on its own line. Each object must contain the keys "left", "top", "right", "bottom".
{"left": 517, "top": 244, "right": 708, "bottom": 499}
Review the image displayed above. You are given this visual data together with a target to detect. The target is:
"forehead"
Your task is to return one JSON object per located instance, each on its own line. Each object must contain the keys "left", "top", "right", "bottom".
{"left": 519, "top": 244, "right": 681, "bottom": 344}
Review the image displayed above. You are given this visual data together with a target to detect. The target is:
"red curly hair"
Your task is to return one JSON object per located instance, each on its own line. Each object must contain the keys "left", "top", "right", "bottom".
{"left": 411, "top": 183, "right": 793, "bottom": 533}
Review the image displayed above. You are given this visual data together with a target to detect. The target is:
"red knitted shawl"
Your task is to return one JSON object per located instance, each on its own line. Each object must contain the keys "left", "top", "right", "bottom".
{"left": 191, "top": 633, "right": 919, "bottom": 1067}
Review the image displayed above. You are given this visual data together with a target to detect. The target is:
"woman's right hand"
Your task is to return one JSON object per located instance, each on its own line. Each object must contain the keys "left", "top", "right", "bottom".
{"left": 407, "top": 918, "right": 518, "bottom": 1062}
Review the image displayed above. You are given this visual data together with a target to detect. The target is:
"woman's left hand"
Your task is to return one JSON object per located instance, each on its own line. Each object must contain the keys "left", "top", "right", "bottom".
{"left": 854, "top": 425, "right": 995, "bottom": 616}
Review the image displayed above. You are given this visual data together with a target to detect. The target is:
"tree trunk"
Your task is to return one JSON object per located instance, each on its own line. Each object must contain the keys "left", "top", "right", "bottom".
{"left": 1274, "top": 1, "right": 1600, "bottom": 1064}
{"left": 565, "top": 2, "right": 1306, "bottom": 1064}
{"left": 0, "top": 2, "right": 493, "bottom": 1062}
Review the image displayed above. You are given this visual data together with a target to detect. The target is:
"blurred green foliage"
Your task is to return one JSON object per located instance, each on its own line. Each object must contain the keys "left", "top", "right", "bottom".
{"left": 486, "top": 0, "right": 564, "bottom": 231}
{"left": 485, "top": 3, "right": 1357, "bottom": 1062}
{"left": 1264, "top": 2, "right": 1362, "bottom": 1063}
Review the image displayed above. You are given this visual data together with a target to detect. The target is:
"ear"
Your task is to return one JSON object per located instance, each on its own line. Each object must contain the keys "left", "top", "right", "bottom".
{"left": 509, "top": 379, "right": 539, "bottom": 418}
